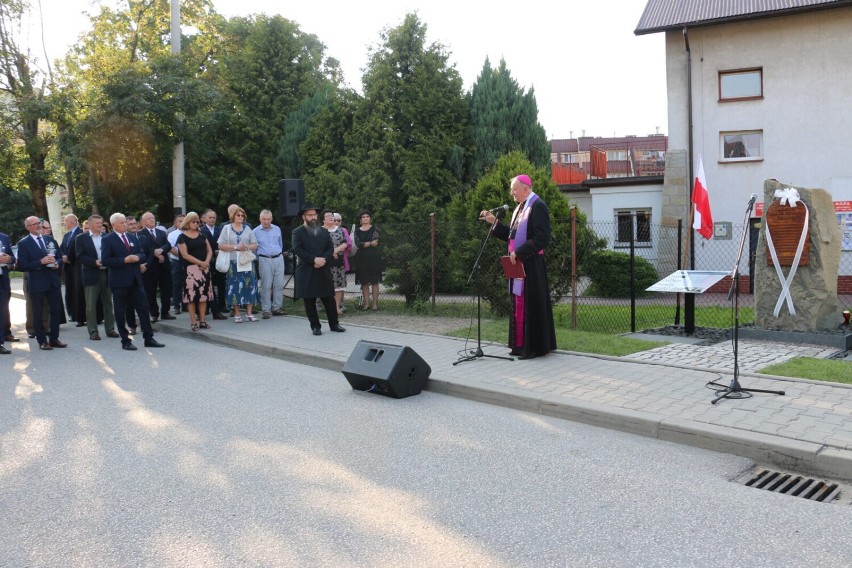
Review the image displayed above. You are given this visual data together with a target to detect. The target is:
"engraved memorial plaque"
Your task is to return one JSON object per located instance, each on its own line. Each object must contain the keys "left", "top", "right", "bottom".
{"left": 765, "top": 199, "right": 810, "bottom": 266}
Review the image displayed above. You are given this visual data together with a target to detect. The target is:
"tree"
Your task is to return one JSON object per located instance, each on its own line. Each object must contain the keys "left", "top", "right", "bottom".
{"left": 196, "top": 14, "right": 336, "bottom": 216}
{"left": 275, "top": 87, "right": 332, "bottom": 179}
{"left": 337, "top": 13, "right": 471, "bottom": 222}
{"left": 0, "top": 0, "right": 57, "bottom": 218}
{"left": 467, "top": 57, "right": 550, "bottom": 181}
{"left": 447, "top": 151, "right": 605, "bottom": 315}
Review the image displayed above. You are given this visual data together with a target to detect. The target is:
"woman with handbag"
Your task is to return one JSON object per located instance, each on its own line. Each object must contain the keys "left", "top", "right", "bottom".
{"left": 216, "top": 206, "right": 260, "bottom": 322}
{"left": 177, "top": 212, "right": 213, "bottom": 331}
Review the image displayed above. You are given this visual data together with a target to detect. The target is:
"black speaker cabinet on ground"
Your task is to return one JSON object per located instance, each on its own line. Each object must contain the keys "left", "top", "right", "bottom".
{"left": 342, "top": 340, "right": 431, "bottom": 399}
{"left": 278, "top": 179, "right": 305, "bottom": 218}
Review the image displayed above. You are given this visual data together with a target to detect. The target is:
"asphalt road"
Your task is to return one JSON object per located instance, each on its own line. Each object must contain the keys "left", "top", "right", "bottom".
{"left": 2, "top": 313, "right": 851, "bottom": 567}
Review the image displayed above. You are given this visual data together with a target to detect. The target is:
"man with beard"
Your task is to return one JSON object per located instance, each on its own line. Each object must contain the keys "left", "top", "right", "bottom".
{"left": 291, "top": 203, "right": 345, "bottom": 336}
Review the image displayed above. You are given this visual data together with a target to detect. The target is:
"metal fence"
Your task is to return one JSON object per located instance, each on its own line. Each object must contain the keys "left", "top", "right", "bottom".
{"left": 303, "top": 215, "right": 852, "bottom": 335}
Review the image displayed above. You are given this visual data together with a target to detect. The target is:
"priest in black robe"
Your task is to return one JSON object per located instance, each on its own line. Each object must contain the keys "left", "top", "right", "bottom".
{"left": 481, "top": 174, "right": 557, "bottom": 360}
{"left": 292, "top": 203, "right": 346, "bottom": 336}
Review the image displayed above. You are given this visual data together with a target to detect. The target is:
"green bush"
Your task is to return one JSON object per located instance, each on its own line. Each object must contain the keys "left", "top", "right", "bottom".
{"left": 582, "top": 250, "right": 658, "bottom": 298}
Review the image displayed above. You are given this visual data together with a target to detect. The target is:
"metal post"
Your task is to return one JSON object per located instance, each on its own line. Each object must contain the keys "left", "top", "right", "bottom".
{"left": 171, "top": 0, "right": 185, "bottom": 215}
{"left": 430, "top": 212, "right": 436, "bottom": 309}
{"left": 570, "top": 206, "right": 577, "bottom": 330}
{"left": 630, "top": 213, "right": 636, "bottom": 333}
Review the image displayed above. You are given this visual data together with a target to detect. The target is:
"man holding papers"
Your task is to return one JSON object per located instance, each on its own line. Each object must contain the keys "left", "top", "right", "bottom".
{"left": 480, "top": 174, "right": 557, "bottom": 360}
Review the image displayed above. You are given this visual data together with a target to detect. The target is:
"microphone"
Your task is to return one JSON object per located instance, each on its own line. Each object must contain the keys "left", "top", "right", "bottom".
{"left": 488, "top": 204, "right": 511, "bottom": 213}
{"left": 747, "top": 193, "right": 757, "bottom": 210}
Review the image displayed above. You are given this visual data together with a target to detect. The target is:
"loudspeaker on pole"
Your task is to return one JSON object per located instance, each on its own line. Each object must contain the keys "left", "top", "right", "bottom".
{"left": 278, "top": 179, "right": 305, "bottom": 219}
{"left": 342, "top": 340, "right": 431, "bottom": 399}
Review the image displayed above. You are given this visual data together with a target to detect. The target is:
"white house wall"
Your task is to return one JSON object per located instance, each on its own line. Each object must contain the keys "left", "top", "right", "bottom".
{"left": 592, "top": 183, "right": 664, "bottom": 262}
{"left": 664, "top": 6, "right": 852, "bottom": 272}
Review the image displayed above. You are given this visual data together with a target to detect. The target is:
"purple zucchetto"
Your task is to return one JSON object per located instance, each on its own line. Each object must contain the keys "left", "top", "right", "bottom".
{"left": 515, "top": 174, "right": 532, "bottom": 187}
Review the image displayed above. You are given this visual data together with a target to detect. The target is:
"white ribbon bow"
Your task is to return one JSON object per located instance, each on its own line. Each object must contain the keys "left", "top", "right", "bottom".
{"left": 774, "top": 187, "right": 801, "bottom": 208}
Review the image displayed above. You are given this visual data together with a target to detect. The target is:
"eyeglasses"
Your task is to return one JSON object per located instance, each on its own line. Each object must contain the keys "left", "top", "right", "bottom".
{"left": 235, "top": 213, "right": 245, "bottom": 217}
{"left": 190, "top": 220, "right": 199, "bottom": 224}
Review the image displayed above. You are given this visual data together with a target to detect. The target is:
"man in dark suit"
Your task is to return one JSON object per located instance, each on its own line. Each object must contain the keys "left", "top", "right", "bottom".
{"left": 75, "top": 214, "right": 118, "bottom": 341}
{"left": 100, "top": 212, "right": 165, "bottom": 351}
{"left": 16, "top": 216, "right": 67, "bottom": 350}
{"left": 292, "top": 203, "right": 344, "bottom": 336}
{"left": 0, "top": 230, "right": 15, "bottom": 354}
{"left": 60, "top": 214, "right": 82, "bottom": 322}
{"left": 200, "top": 209, "right": 227, "bottom": 320}
{"left": 137, "top": 211, "right": 175, "bottom": 322}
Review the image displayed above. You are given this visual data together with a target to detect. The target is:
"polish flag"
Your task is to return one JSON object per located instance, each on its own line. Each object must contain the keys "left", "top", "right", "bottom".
{"left": 692, "top": 156, "right": 713, "bottom": 239}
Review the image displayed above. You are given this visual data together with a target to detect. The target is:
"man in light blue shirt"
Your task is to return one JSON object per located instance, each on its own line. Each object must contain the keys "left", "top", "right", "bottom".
{"left": 253, "top": 209, "right": 286, "bottom": 319}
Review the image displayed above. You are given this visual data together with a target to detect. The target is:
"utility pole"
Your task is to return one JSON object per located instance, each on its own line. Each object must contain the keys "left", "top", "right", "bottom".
{"left": 171, "top": 0, "right": 186, "bottom": 215}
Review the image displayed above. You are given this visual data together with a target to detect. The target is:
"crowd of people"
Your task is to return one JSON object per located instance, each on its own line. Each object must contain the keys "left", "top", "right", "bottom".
{"left": 0, "top": 202, "right": 385, "bottom": 353}
{"left": 2, "top": 173, "right": 554, "bottom": 360}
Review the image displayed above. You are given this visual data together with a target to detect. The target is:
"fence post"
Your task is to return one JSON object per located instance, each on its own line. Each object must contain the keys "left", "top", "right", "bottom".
{"left": 430, "top": 212, "right": 436, "bottom": 309}
{"left": 571, "top": 206, "right": 577, "bottom": 330}
{"left": 675, "top": 218, "right": 682, "bottom": 325}
{"left": 630, "top": 212, "right": 636, "bottom": 333}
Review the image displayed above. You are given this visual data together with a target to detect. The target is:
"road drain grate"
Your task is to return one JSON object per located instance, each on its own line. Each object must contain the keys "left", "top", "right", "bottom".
{"left": 740, "top": 468, "right": 843, "bottom": 503}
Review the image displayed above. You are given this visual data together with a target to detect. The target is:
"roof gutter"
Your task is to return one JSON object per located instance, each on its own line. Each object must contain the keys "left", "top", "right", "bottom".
{"left": 684, "top": 26, "right": 695, "bottom": 271}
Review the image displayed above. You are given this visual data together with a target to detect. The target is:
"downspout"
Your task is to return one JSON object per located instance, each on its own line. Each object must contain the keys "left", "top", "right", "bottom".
{"left": 684, "top": 26, "right": 695, "bottom": 270}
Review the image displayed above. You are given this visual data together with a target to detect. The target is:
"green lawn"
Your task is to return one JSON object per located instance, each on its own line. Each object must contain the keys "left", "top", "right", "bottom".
{"left": 759, "top": 357, "right": 852, "bottom": 384}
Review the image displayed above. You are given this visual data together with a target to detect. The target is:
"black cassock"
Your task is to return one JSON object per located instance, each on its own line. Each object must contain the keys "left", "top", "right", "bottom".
{"left": 492, "top": 198, "right": 558, "bottom": 358}
{"left": 292, "top": 225, "right": 334, "bottom": 299}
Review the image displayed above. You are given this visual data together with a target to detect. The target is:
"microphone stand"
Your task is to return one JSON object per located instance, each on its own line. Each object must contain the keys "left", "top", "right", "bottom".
{"left": 709, "top": 195, "right": 785, "bottom": 404}
{"left": 454, "top": 214, "right": 515, "bottom": 365}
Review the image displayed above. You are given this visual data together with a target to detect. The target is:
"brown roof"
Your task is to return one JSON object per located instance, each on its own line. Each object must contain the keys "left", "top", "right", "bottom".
{"left": 552, "top": 136, "right": 667, "bottom": 153}
{"left": 635, "top": 0, "right": 852, "bottom": 35}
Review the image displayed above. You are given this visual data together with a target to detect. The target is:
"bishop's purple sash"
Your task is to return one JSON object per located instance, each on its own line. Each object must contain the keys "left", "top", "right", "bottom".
{"left": 508, "top": 192, "right": 539, "bottom": 296}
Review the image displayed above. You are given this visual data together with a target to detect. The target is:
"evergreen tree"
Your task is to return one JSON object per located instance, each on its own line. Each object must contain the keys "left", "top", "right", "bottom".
{"left": 467, "top": 58, "right": 550, "bottom": 181}
{"left": 341, "top": 13, "right": 471, "bottom": 222}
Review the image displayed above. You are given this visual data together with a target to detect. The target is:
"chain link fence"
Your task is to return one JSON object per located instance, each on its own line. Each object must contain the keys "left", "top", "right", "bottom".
{"left": 290, "top": 215, "right": 852, "bottom": 335}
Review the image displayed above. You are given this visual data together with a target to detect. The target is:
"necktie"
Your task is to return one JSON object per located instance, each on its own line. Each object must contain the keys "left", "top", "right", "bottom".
{"left": 122, "top": 233, "right": 131, "bottom": 251}
{"left": 36, "top": 236, "right": 46, "bottom": 252}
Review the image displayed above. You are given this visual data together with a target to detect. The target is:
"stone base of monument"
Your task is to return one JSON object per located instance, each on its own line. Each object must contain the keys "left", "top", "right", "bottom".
{"left": 739, "top": 327, "right": 852, "bottom": 350}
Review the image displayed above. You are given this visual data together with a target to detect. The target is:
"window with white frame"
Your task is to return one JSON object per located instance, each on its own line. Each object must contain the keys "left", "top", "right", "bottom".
{"left": 720, "top": 130, "right": 763, "bottom": 162}
{"left": 615, "top": 209, "right": 651, "bottom": 247}
{"left": 719, "top": 68, "right": 762, "bottom": 101}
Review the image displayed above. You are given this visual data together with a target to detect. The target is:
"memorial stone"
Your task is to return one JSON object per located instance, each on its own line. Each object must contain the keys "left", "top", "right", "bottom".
{"left": 755, "top": 180, "right": 841, "bottom": 331}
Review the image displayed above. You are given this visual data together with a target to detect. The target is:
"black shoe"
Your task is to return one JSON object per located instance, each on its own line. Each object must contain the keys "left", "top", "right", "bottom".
{"left": 272, "top": 309, "right": 286, "bottom": 316}
{"left": 0, "top": 345, "right": 10, "bottom": 354}
{"left": 312, "top": 328, "right": 322, "bottom": 336}
{"left": 106, "top": 331, "right": 120, "bottom": 338}
{"left": 89, "top": 332, "right": 101, "bottom": 341}
{"left": 27, "top": 333, "right": 35, "bottom": 339}
{"left": 144, "top": 339, "right": 165, "bottom": 348}
{"left": 160, "top": 313, "right": 176, "bottom": 320}
{"left": 4, "top": 334, "right": 19, "bottom": 342}
{"left": 151, "top": 315, "right": 159, "bottom": 323}
{"left": 330, "top": 324, "right": 346, "bottom": 332}
{"left": 212, "top": 313, "right": 227, "bottom": 320}
{"left": 49, "top": 340, "right": 68, "bottom": 348}
{"left": 518, "top": 353, "right": 539, "bottom": 360}
{"left": 76, "top": 322, "right": 86, "bottom": 327}
{"left": 129, "top": 327, "right": 137, "bottom": 335}
{"left": 122, "top": 342, "right": 137, "bottom": 351}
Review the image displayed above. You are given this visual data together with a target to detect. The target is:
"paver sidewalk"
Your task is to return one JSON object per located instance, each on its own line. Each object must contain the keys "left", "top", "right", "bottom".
{"left": 153, "top": 310, "right": 852, "bottom": 482}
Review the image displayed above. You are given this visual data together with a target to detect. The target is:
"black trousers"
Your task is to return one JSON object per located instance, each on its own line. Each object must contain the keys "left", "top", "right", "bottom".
{"left": 143, "top": 261, "right": 173, "bottom": 317}
{"left": 112, "top": 284, "right": 154, "bottom": 342}
{"left": 31, "top": 284, "right": 63, "bottom": 344}
{"left": 302, "top": 296, "right": 338, "bottom": 330}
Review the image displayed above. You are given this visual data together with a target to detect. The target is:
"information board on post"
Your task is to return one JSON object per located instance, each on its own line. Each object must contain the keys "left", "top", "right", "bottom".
{"left": 646, "top": 270, "right": 731, "bottom": 294}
